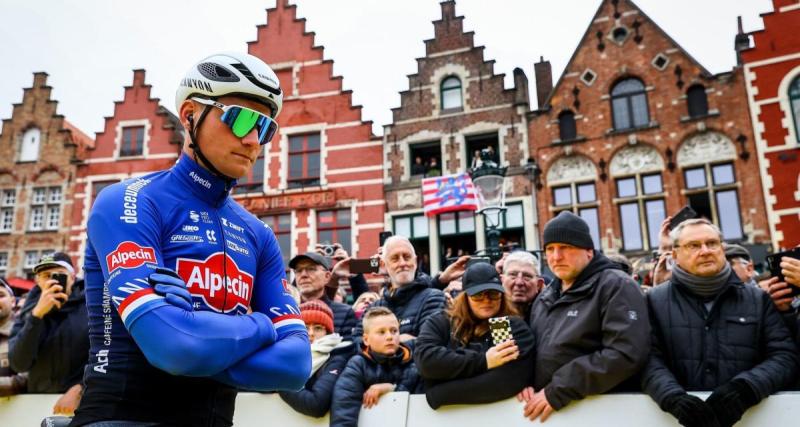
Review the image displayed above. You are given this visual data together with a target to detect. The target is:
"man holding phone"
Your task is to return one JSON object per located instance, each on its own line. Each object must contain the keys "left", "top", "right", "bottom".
{"left": 8, "top": 252, "right": 88, "bottom": 414}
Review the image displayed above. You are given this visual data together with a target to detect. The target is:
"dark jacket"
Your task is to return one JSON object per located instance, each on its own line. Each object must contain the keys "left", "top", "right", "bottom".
{"left": 279, "top": 342, "right": 353, "bottom": 418}
{"left": 415, "top": 311, "right": 535, "bottom": 409}
{"left": 529, "top": 253, "right": 650, "bottom": 410}
{"left": 9, "top": 280, "right": 89, "bottom": 393}
{"left": 353, "top": 274, "right": 446, "bottom": 342}
{"left": 641, "top": 272, "right": 799, "bottom": 406}
{"left": 330, "top": 344, "right": 422, "bottom": 427}
{"left": 320, "top": 295, "right": 358, "bottom": 342}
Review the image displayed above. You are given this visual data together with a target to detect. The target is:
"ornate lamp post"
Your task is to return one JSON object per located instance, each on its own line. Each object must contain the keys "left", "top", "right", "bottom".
{"left": 470, "top": 149, "right": 507, "bottom": 262}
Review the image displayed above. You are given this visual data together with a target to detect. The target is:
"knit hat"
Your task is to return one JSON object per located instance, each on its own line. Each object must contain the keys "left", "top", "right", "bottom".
{"left": 300, "top": 300, "right": 335, "bottom": 334}
{"left": 543, "top": 211, "right": 594, "bottom": 249}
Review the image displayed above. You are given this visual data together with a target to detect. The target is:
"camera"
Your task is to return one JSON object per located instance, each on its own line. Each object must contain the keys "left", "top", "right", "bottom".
{"left": 50, "top": 272, "right": 68, "bottom": 288}
{"left": 320, "top": 244, "right": 337, "bottom": 257}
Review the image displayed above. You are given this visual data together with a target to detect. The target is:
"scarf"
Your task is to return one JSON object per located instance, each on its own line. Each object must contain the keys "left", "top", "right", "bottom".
{"left": 310, "top": 333, "right": 349, "bottom": 376}
{"left": 672, "top": 262, "right": 732, "bottom": 300}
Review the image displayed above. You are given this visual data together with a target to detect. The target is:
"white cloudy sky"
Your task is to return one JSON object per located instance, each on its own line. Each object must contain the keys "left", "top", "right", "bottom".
{"left": 0, "top": 0, "right": 772, "bottom": 137}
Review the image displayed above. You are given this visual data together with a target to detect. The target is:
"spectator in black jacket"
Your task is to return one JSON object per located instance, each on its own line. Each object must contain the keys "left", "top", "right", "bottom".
{"left": 415, "top": 262, "right": 535, "bottom": 409}
{"left": 9, "top": 252, "right": 89, "bottom": 415}
{"left": 0, "top": 279, "right": 25, "bottom": 397}
{"left": 500, "top": 251, "right": 542, "bottom": 320}
{"left": 352, "top": 236, "right": 446, "bottom": 345}
{"left": 279, "top": 300, "right": 353, "bottom": 418}
{"left": 520, "top": 212, "right": 650, "bottom": 422}
{"left": 331, "top": 308, "right": 422, "bottom": 427}
{"left": 290, "top": 252, "right": 357, "bottom": 341}
{"left": 642, "top": 219, "right": 799, "bottom": 427}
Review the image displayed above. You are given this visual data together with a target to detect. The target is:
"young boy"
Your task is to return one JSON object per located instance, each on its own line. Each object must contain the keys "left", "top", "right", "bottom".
{"left": 330, "top": 307, "right": 422, "bottom": 427}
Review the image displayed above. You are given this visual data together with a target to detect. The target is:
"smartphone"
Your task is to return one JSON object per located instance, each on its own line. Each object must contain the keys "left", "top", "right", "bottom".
{"left": 350, "top": 258, "right": 380, "bottom": 274}
{"left": 467, "top": 256, "right": 491, "bottom": 267}
{"left": 668, "top": 205, "right": 698, "bottom": 230}
{"left": 50, "top": 272, "right": 68, "bottom": 288}
{"left": 489, "top": 316, "right": 513, "bottom": 346}
{"left": 379, "top": 231, "right": 393, "bottom": 247}
{"left": 766, "top": 247, "right": 800, "bottom": 296}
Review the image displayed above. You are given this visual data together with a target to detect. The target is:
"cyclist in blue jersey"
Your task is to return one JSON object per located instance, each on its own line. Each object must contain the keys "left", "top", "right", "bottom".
{"left": 70, "top": 52, "right": 311, "bottom": 427}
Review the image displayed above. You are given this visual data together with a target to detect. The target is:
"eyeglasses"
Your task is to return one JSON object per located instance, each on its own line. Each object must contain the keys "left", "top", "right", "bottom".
{"left": 294, "top": 266, "right": 324, "bottom": 275}
{"left": 676, "top": 240, "right": 722, "bottom": 253}
{"left": 504, "top": 270, "right": 537, "bottom": 282}
{"left": 192, "top": 97, "right": 278, "bottom": 145}
{"left": 468, "top": 291, "right": 503, "bottom": 302}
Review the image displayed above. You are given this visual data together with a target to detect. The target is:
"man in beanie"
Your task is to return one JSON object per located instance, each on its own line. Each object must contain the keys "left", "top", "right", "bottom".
{"left": 642, "top": 219, "right": 798, "bottom": 427}
{"left": 280, "top": 300, "right": 353, "bottom": 418}
{"left": 520, "top": 211, "right": 650, "bottom": 422}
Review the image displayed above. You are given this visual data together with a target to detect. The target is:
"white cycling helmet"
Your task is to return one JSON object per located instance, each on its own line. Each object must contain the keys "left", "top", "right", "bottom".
{"left": 175, "top": 52, "right": 283, "bottom": 118}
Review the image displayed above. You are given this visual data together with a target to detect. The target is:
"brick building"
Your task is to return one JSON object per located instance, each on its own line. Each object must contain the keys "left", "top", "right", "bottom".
{"left": 383, "top": 0, "right": 534, "bottom": 274}
{"left": 528, "top": 0, "right": 771, "bottom": 261}
{"left": 0, "top": 72, "right": 93, "bottom": 286}
{"left": 66, "top": 69, "right": 183, "bottom": 266}
{"left": 243, "top": 0, "right": 385, "bottom": 266}
{"left": 741, "top": 0, "right": 800, "bottom": 250}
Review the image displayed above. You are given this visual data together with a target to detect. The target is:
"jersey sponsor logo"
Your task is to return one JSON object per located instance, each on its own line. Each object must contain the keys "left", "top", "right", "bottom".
{"left": 170, "top": 234, "right": 204, "bottom": 243}
{"left": 182, "top": 225, "right": 199, "bottom": 232}
{"left": 189, "top": 171, "right": 212, "bottom": 189}
{"left": 176, "top": 252, "right": 253, "bottom": 313}
{"left": 119, "top": 178, "right": 151, "bottom": 224}
{"left": 189, "top": 211, "right": 200, "bottom": 223}
{"left": 106, "top": 241, "right": 157, "bottom": 272}
{"left": 221, "top": 217, "right": 245, "bottom": 233}
{"left": 226, "top": 240, "right": 250, "bottom": 256}
{"left": 206, "top": 229, "right": 218, "bottom": 243}
{"left": 224, "top": 229, "right": 247, "bottom": 244}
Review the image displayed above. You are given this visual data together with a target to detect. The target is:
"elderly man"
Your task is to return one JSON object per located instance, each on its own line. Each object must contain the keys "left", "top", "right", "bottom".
{"left": 724, "top": 243, "right": 756, "bottom": 286}
{"left": 642, "top": 219, "right": 798, "bottom": 427}
{"left": 520, "top": 211, "right": 650, "bottom": 422}
{"left": 501, "top": 251, "right": 542, "bottom": 319}
{"left": 0, "top": 280, "right": 25, "bottom": 397}
{"left": 353, "top": 236, "right": 445, "bottom": 344}
{"left": 290, "top": 252, "right": 357, "bottom": 341}
{"left": 9, "top": 252, "right": 88, "bottom": 414}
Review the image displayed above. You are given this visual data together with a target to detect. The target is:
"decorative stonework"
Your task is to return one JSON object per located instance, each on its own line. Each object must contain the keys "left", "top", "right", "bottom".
{"left": 546, "top": 155, "right": 597, "bottom": 185}
{"left": 397, "top": 189, "right": 422, "bottom": 210}
{"left": 677, "top": 132, "right": 736, "bottom": 167}
{"left": 610, "top": 145, "right": 664, "bottom": 176}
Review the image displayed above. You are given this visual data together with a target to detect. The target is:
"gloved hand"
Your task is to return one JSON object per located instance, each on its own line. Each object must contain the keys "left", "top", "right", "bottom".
{"left": 148, "top": 267, "right": 193, "bottom": 311}
{"left": 661, "top": 393, "right": 720, "bottom": 427}
{"left": 706, "top": 380, "right": 759, "bottom": 427}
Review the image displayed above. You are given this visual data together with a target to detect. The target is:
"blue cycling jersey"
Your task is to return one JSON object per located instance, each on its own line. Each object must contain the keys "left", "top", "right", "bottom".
{"left": 71, "top": 153, "right": 310, "bottom": 427}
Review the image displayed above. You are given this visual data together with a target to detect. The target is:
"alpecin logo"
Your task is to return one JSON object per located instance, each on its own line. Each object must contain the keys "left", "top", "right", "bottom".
{"left": 106, "top": 241, "right": 157, "bottom": 273}
{"left": 176, "top": 252, "right": 253, "bottom": 313}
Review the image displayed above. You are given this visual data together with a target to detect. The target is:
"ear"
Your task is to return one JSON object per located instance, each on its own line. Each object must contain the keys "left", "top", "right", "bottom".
{"left": 361, "top": 332, "right": 370, "bottom": 347}
{"left": 323, "top": 270, "right": 332, "bottom": 282}
{"left": 178, "top": 100, "right": 197, "bottom": 129}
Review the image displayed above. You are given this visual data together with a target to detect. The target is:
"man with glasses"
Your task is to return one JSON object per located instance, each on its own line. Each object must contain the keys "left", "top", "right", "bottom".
{"left": 724, "top": 243, "right": 757, "bottom": 287}
{"left": 289, "top": 252, "right": 357, "bottom": 341}
{"left": 519, "top": 211, "right": 650, "bottom": 422}
{"left": 642, "top": 218, "right": 797, "bottom": 427}
{"left": 500, "top": 251, "right": 542, "bottom": 319}
{"left": 72, "top": 53, "right": 310, "bottom": 427}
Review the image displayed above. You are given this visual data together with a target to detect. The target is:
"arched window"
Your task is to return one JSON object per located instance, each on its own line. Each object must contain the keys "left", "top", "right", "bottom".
{"left": 19, "top": 127, "right": 41, "bottom": 162}
{"left": 610, "top": 78, "right": 649, "bottom": 130}
{"left": 687, "top": 84, "right": 709, "bottom": 118}
{"left": 558, "top": 110, "right": 577, "bottom": 141}
{"left": 790, "top": 76, "right": 800, "bottom": 143}
{"left": 441, "top": 77, "right": 463, "bottom": 110}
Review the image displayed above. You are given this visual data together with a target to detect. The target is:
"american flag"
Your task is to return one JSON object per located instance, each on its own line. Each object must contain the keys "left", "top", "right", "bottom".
{"left": 422, "top": 173, "right": 480, "bottom": 217}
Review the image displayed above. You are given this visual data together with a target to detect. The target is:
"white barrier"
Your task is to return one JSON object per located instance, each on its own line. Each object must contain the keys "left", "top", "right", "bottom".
{"left": 2, "top": 392, "right": 799, "bottom": 426}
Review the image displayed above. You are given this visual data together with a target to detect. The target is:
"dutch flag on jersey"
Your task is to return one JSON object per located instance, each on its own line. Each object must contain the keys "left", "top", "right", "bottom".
{"left": 422, "top": 173, "right": 480, "bottom": 217}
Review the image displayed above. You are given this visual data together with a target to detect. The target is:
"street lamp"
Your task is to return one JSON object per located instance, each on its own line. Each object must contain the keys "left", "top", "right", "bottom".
{"left": 470, "top": 148, "right": 507, "bottom": 262}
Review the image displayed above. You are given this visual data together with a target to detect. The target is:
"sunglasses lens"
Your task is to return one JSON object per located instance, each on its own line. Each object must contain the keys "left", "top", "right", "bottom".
{"left": 219, "top": 105, "right": 278, "bottom": 144}
{"left": 259, "top": 120, "right": 278, "bottom": 145}
{"left": 230, "top": 108, "right": 260, "bottom": 138}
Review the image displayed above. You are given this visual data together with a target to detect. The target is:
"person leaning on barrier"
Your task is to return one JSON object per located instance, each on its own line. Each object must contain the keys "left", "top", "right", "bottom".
{"left": 518, "top": 211, "right": 650, "bottom": 422}
{"left": 0, "top": 279, "right": 26, "bottom": 397}
{"left": 414, "top": 262, "right": 535, "bottom": 409}
{"left": 500, "top": 251, "right": 542, "bottom": 320}
{"left": 279, "top": 301, "right": 353, "bottom": 418}
{"left": 642, "top": 219, "right": 799, "bottom": 427}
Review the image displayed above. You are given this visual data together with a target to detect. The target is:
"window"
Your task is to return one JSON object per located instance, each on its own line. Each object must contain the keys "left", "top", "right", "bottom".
{"left": 409, "top": 141, "right": 442, "bottom": 178}
{"left": 615, "top": 174, "right": 666, "bottom": 251}
{"left": 29, "top": 186, "right": 61, "bottom": 231}
{"left": 551, "top": 182, "right": 601, "bottom": 249}
{"left": 91, "top": 180, "right": 119, "bottom": 207}
{"left": 683, "top": 162, "right": 743, "bottom": 240}
{"left": 23, "top": 249, "right": 54, "bottom": 280}
{"left": 317, "top": 209, "right": 351, "bottom": 254}
{"left": 489, "top": 203, "right": 525, "bottom": 251}
{"left": 441, "top": 77, "right": 463, "bottom": 110}
{"left": 558, "top": 111, "right": 577, "bottom": 142}
{"left": 580, "top": 69, "right": 597, "bottom": 86}
{"left": 19, "top": 128, "right": 41, "bottom": 162}
{"left": 288, "top": 133, "right": 321, "bottom": 189}
{"left": 790, "top": 76, "right": 800, "bottom": 143}
{"left": 687, "top": 85, "right": 709, "bottom": 118}
{"left": 439, "top": 211, "right": 476, "bottom": 266}
{"left": 466, "top": 133, "right": 499, "bottom": 170}
{"left": 611, "top": 78, "right": 649, "bottom": 130}
{"left": 393, "top": 214, "right": 430, "bottom": 273}
{"left": 234, "top": 147, "right": 265, "bottom": 194}
{"left": 652, "top": 53, "right": 669, "bottom": 70}
{"left": 262, "top": 213, "right": 292, "bottom": 269}
{"left": 0, "top": 189, "right": 15, "bottom": 233}
{"left": 612, "top": 27, "right": 629, "bottom": 44}
{"left": 0, "top": 252, "right": 7, "bottom": 277}
{"left": 120, "top": 126, "right": 145, "bottom": 157}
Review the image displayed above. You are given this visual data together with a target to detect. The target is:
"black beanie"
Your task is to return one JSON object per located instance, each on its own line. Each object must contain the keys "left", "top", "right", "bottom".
{"left": 543, "top": 211, "right": 594, "bottom": 249}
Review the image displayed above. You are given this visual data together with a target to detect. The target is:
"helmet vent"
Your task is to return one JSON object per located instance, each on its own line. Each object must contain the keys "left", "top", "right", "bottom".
{"left": 197, "top": 62, "right": 240, "bottom": 82}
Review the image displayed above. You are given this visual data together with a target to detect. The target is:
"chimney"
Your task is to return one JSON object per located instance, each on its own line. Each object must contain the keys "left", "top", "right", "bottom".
{"left": 734, "top": 16, "right": 750, "bottom": 66}
{"left": 513, "top": 67, "right": 529, "bottom": 106}
{"left": 534, "top": 56, "right": 553, "bottom": 110}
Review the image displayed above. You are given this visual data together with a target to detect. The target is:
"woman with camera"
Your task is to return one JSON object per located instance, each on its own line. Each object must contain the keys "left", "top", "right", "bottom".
{"left": 414, "top": 262, "right": 535, "bottom": 409}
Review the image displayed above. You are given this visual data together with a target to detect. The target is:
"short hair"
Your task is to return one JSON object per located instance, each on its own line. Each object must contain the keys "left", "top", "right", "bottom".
{"left": 670, "top": 218, "right": 722, "bottom": 247}
{"left": 381, "top": 235, "right": 416, "bottom": 262}
{"left": 503, "top": 251, "right": 540, "bottom": 274}
{"left": 361, "top": 306, "right": 397, "bottom": 332}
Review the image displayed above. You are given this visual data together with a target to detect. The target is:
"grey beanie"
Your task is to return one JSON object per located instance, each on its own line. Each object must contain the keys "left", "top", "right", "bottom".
{"left": 543, "top": 211, "right": 594, "bottom": 249}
